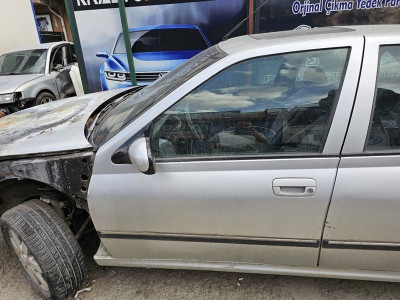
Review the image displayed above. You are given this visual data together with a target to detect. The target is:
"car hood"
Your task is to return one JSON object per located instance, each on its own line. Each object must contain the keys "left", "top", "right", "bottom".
{"left": 0, "top": 89, "right": 126, "bottom": 159}
{"left": 0, "top": 74, "right": 44, "bottom": 94}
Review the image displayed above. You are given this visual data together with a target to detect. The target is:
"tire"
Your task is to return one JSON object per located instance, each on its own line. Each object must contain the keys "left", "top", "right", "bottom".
{"left": 0, "top": 199, "right": 86, "bottom": 300}
{"left": 34, "top": 92, "right": 56, "bottom": 106}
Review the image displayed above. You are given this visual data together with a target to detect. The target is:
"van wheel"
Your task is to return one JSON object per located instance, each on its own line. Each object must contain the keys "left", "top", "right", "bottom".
{"left": 34, "top": 92, "right": 55, "bottom": 106}
{"left": 0, "top": 199, "right": 86, "bottom": 300}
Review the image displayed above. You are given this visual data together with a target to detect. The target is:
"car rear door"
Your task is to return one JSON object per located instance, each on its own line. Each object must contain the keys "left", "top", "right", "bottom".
{"left": 89, "top": 37, "right": 363, "bottom": 268}
{"left": 320, "top": 34, "right": 400, "bottom": 271}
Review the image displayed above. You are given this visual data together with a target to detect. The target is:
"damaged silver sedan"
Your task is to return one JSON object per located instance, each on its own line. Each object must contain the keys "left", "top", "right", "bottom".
{"left": 0, "top": 42, "right": 76, "bottom": 117}
{"left": 2, "top": 25, "right": 400, "bottom": 299}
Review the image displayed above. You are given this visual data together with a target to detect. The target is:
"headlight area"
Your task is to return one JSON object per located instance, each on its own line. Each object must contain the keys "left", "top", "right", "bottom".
{"left": 105, "top": 71, "right": 129, "bottom": 81}
{"left": 0, "top": 93, "right": 18, "bottom": 104}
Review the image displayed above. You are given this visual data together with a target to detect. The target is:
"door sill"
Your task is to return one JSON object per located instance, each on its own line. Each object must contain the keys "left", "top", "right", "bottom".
{"left": 94, "top": 253, "right": 400, "bottom": 282}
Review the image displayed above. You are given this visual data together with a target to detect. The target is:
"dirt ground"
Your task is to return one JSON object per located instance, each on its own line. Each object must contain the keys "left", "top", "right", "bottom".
{"left": 2, "top": 233, "right": 400, "bottom": 300}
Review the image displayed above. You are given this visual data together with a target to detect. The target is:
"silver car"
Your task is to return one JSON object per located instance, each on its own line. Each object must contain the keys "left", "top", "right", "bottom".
{"left": 1, "top": 25, "right": 400, "bottom": 299}
{"left": 0, "top": 42, "right": 76, "bottom": 116}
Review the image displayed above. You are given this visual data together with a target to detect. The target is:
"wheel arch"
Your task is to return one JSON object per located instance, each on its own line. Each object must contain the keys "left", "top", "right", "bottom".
{"left": 0, "top": 151, "right": 95, "bottom": 212}
{"left": 0, "top": 178, "right": 56, "bottom": 215}
{"left": 36, "top": 89, "right": 57, "bottom": 100}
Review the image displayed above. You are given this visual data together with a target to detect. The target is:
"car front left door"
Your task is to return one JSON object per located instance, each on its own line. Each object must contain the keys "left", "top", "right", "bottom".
{"left": 50, "top": 45, "right": 74, "bottom": 98}
{"left": 89, "top": 38, "right": 363, "bottom": 268}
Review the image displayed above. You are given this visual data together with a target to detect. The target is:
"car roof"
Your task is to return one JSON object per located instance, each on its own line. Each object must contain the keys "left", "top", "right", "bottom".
{"left": 1, "top": 42, "right": 71, "bottom": 54}
{"left": 219, "top": 25, "right": 400, "bottom": 54}
{"left": 125, "top": 24, "right": 199, "bottom": 33}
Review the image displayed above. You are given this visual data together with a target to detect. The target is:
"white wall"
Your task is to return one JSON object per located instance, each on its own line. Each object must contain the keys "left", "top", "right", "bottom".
{"left": 0, "top": 0, "right": 40, "bottom": 55}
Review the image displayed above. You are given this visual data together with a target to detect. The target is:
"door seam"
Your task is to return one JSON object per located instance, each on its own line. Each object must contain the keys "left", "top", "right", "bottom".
{"left": 317, "top": 36, "right": 366, "bottom": 266}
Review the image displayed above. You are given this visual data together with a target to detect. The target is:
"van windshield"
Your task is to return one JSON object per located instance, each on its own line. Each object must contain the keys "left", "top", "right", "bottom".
{"left": 114, "top": 28, "right": 209, "bottom": 54}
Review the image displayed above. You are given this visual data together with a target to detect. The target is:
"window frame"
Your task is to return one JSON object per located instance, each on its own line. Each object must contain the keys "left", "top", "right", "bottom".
{"left": 50, "top": 45, "right": 65, "bottom": 69}
{"left": 147, "top": 47, "right": 351, "bottom": 163}
{"left": 364, "top": 44, "right": 400, "bottom": 153}
{"left": 96, "top": 37, "right": 363, "bottom": 171}
{"left": 65, "top": 44, "right": 75, "bottom": 65}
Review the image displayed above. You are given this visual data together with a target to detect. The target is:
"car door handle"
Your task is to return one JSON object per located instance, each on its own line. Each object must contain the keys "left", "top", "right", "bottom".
{"left": 273, "top": 178, "right": 316, "bottom": 197}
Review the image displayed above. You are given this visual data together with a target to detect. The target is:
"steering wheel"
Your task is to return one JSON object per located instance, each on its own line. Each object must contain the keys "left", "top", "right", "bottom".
{"left": 169, "top": 115, "right": 183, "bottom": 131}
{"left": 263, "top": 126, "right": 277, "bottom": 138}
{"left": 183, "top": 101, "right": 204, "bottom": 142}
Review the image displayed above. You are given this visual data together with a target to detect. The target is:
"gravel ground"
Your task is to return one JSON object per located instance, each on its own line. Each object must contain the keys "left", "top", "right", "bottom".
{"left": 2, "top": 233, "right": 400, "bottom": 300}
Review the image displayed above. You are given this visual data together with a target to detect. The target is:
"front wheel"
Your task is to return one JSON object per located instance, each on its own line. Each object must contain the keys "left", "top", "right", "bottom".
{"left": 0, "top": 199, "right": 86, "bottom": 299}
{"left": 34, "top": 92, "right": 56, "bottom": 106}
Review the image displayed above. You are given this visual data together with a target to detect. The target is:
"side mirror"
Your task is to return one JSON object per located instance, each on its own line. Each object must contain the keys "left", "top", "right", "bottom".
{"left": 53, "top": 64, "right": 63, "bottom": 71}
{"left": 128, "top": 137, "right": 155, "bottom": 175}
{"left": 96, "top": 51, "right": 109, "bottom": 58}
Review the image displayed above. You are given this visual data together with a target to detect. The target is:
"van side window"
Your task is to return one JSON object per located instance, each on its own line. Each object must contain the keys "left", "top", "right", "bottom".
{"left": 366, "top": 46, "right": 400, "bottom": 150}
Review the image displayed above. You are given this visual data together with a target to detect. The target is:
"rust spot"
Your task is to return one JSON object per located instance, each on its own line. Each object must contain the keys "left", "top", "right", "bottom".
{"left": 0, "top": 120, "right": 15, "bottom": 127}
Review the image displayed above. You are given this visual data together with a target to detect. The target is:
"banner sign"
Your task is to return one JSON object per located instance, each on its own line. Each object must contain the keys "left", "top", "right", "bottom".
{"left": 291, "top": 0, "right": 400, "bottom": 17}
{"left": 73, "top": 0, "right": 210, "bottom": 11}
{"left": 256, "top": 0, "right": 400, "bottom": 33}
{"left": 69, "top": 0, "right": 248, "bottom": 92}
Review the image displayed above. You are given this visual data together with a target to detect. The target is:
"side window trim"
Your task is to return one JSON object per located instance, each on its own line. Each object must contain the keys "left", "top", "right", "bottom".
{"left": 155, "top": 153, "right": 339, "bottom": 163}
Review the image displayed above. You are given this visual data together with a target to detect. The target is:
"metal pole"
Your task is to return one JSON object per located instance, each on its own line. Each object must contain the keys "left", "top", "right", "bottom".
{"left": 64, "top": 0, "right": 90, "bottom": 94}
{"left": 118, "top": 0, "right": 137, "bottom": 86}
{"left": 253, "top": 0, "right": 257, "bottom": 34}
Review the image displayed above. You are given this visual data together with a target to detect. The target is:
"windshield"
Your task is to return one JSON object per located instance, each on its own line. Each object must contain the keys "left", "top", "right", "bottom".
{"left": 0, "top": 49, "right": 47, "bottom": 75}
{"left": 114, "top": 28, "right": 209, "bottom": 54}
{"left": 92, "top": 45, "right": 226, "bottom": 146}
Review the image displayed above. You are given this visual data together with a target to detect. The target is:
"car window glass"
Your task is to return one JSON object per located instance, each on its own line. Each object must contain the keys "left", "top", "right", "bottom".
{"left": 66, "top": 45, "right": 74, "bottom": 64}
{"left": 114, "top": 28, "right": 209, "bottom": 54}
{"left": 51, "top": 47, "right": 64, "bottom": 68}
{"left": 366, "top": 45, "right": 400, "bottom": 151}
{"left": 150, "top": 48, "right": 349, "bottom": 159}
{"left": 92, "top": 46, "right": 226, "bottom": 146}
{"left": 70, "top": 45, "right": 78, "bottom": 63}
{"left": 0, "top": 49, "right": 47, "bottom": 75}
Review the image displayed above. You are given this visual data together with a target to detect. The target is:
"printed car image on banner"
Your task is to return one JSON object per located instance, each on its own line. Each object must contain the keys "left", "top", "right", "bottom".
{"left": 69, "top": 0, "right": 248, "bottom": 92}
{"left": 255, "top": 0, "right": 400, "bottom": 33}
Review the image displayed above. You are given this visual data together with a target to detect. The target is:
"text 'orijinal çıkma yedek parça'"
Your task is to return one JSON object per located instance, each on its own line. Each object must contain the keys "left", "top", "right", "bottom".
{"left": 292, "top": 0, "right": 400, "bottom": 17}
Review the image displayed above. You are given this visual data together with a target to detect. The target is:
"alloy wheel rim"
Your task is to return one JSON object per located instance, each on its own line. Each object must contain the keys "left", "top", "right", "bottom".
{"left": 40, "top": 97, "right": 53, "bottom": 104}
{"left": 8, "top": 229, "right": 49, "bottom": 291}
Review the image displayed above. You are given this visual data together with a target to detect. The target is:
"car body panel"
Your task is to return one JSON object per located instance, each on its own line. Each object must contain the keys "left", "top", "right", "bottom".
{"left": 0, "top": 89, "right": 123, "bottom": 159}
{"left": 94, "top": 254, "right": 400, "bottom": 283}
{"left": 0, "top": 151, "right": 95, "bottom": 210}
{"left": 91, "top": 158, "right": 338, "bottom": 266}
{"left": 320, "top": 34, "right": 400, "bottom": 272}
{"left": 88, "top": 31, "right": 364, "bottom": 266}
{"left": 0, "top": 74, "right": 44, "bottom": 95}
{"left": 51, "top": 66, "right": 74, "bottom": 99}
{"left": 15, "top": 74, "right": 59, "bottom": 100}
